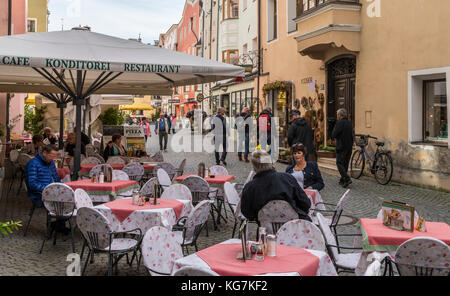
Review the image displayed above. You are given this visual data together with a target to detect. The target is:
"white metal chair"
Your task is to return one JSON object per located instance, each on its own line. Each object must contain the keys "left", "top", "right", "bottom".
{"left": 257, "top": 200, "right": 299, "bottom": 234}
{"left": 88, "top": 164, "right": 113, "bottom": 178}
{"left": 40, "top": 183, "right": 76, "bottom": 254}
{"left": 311, "top": 189, "right": 351, "bottom": 234}
{"left": 74, "top": 188, "right": 94, "bottom": 209}
{"left": 81, "top": 156, "right": 101, "bottom": 165}
{"left": 385, "top": 237, "right": 450, "bottom": 276}
{"left": 276, "top": 219, "right": 326, "bottom": 251}
{"left": 154, "top": 162, "right": 176, "bottom": 180}
{"left": 122, "top": 162, "right": 145, "bottom": 182}
{"left": 317, "top": 212, "right": 362, "bottom": 274}
{"left": 224, "top": 182, "right": 246, "bottom": 238}
{"left": 151, "top": 151, "right": 164, "bottom": 162}
{"left": 157, "top": 168, "right": 172, "bottom": 189}
{"left": 174, "top": 158, "right": 187, "bottom": 178}
{"left": 90, "top": 153, "right": 105, "bottom": 164}
{"left": 140, "top": 177, "right": 158, "bottom": 197}
{"left": 141, "top": 226, "right": 183, "bottom": 276}
{"left": 172, "top": 200, "right": 213, "bottom": 255}
{"left": 173, "top": 266, "right": 219, "bottom": 276}
{"left": 364, "top": 260, "right": 382, "bottom": 276}
{"left": 106, "top": 156, "right": 126, "bottom": 165}
{"left": 208, "top": 165, "right": 229, "bottom": 175}
{"left": 112, "top": 170, "right": 130, "bottom": 181}
{"left": 16, "top": 153, "right": 33, "bottom": 194}
{"left": 160, "top": 184, "right": 192, "bottom": 201}
{"left": 76, "top": 207, "right": 142, "bottom": 276}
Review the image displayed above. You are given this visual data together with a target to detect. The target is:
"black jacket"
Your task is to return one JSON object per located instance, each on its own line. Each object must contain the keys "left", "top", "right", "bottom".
{"left": 287, "top": 118, "right": 315, "bottom": 155}
{"left": 331, "top": 118, "right": 354, "bottom": 152}
{"left": 286, "top": 161, "right": 324, "bottom": 191}
{"left": 65, "top": 142, "right": 86, "bottom": 157}
{"left": 241, "top": 169, "right": 312, "bottom": 222}
{"left": 81, "top": 132, "right": 90, "bottom": 146}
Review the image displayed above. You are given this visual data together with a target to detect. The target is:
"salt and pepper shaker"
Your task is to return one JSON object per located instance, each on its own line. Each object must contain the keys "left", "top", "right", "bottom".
{"left": 266, "top": 234, "right": 277, "bottom": 257}
{"left": 132, "top": 190, "right": 140, "bottom": 205}
{"left": 99, "top": 172, "right": 104, "bottom": 183}
{"left": 254, "top": 227, "right": 267, "bottom": 261}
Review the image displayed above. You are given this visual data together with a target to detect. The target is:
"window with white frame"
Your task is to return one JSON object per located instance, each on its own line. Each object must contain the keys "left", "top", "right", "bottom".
{"left": 408, "top": 68, "right": 450, "bottom": 146}
{"left": 267, "top": 0, "right": 277, "bottom": 41}
{"left": 27, "top": 19, "right": 37, "bottom": 33}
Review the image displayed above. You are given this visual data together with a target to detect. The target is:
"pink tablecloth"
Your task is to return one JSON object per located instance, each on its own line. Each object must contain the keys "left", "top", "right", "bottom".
{"left": 80, "top": 163, "right": 156, "bottom": 175}
{"left": 173, "top": 174, "right": 235, "bottom": 185}
{"left": 66, "top": 180, "right": 139, "bottom": 202}
{"left": 359, "top": 218, "right": 450, "bottom": 252}
{"left": 195, "top": 243, "right": 320, "bottom": 276}
{"left": 104, "top": 198, "right": 184, "bottom": 223}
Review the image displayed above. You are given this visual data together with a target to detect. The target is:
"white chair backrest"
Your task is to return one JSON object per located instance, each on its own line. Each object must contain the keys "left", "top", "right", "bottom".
{"left": 173, "top": 266, "right": 219, "bottom": 276}
{"left": 257, "top": 200, "right": 299, "bottom": 234}
{"left": 122, "top": 162, "right": 144, "bottom": 181}
{"left": 140, "top": 177, "right": 158, "bottom": 196}
{"left": 224, "top": 182, "right": 240, "bottom": 213}
{"left": 151, "top": 151, "right": 164, "bottom": 162}
{"left": 330, "top": 189, "right": 351, "bottom": 226}
{"left": 183, "top": 200, "right": 212, "bottom": 243}
{"left": 155, "top": 162, "right": 176, "bottom": 179}
{"left": 106, "top": 156, "right": 125, "bottom": 164}
{"left": 316, "top": 213, "right": 339, "bottom": 260}
{"left": 112, "top": 169, "right": 130, "bottom": 181}
{"left": 160, "top": 184, "right": 192, "bottom": 201}
{"left": 141, "top": 226, "right": 183, "bottom": 276}
{"left": 74, "top": 188, "right": 94, "bottom": 209}
{"left": 157, "top": 168, "right": 172, "bottom": 188}
{"left": 276, "top": 219, "right": 326, "bottom": 251}
{"left": 76, "top": 207, "right": 112, "bottom": 250}
{"left": 42, "top": 183, "right": 75, "bottom": 216}
{"left": 90, "top": 153, "right": 105, "bottom": 164}
{"left": 10, "top": 150, "right": 20, "bottom": 163}
{"left": 209, "top": 165, "right": 229, "bottom": 175}
{"left": 364, "top": 260, "right": 382, "bottom": 276}
{"left": 394, "top": 237, "right": 450, "bottom": 276}
{"left": 376, "top": 208, "right": 419, "bottom": 222}
{"left": 81, "top": 157, "right": 101, "bottom": 165}
{"left": 140, "top": 156, "right": 153, "bottom": 162}
{"left": 181, "top": 175, "right": 211, "bottom": 204}
{"left": 89, "top": 164, "right": 113, "bottom": 178}
{"left": 18, "top": 153, "right": 33, "bottom": 167}
{"left": 244, "top": 170, "right": 256, "bottom": 185}
{"left": 176, "top": 158, "right": 187, "bottom": 177}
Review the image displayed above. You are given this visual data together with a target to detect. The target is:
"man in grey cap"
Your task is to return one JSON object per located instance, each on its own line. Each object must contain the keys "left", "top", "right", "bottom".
{"left": 287, "top": 110, "right": 315, "bottom": 161}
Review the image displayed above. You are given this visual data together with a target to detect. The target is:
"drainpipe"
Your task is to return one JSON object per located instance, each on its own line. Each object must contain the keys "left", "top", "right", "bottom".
{"left": 257, "top": 0, "right": 261, "bottom": 115}
{"left": 6, "top": 0, "right": 12, "bottom": 142}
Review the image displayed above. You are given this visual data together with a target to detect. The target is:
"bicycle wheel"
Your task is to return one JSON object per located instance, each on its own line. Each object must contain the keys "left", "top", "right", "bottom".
{"left": 374, "top": 152, "right": 393, "bottom": 185}
{"left": 350, "top": 149, "right": 365, "bottom": 179}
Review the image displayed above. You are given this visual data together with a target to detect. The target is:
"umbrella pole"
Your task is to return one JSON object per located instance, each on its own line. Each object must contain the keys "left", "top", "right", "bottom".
{"left": 57, "top": 102, "right": 66, "bottom": 150}
{"left": 73, "top": 70, "right": 83, "bottom": 180}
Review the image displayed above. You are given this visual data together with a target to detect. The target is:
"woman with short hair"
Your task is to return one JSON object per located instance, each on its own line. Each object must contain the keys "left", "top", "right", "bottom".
{"left": 286, "top": 143, "right": 324, "bottom": 191}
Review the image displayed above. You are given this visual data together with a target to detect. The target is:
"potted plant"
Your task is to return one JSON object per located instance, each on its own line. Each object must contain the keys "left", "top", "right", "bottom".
{"left": 317, "top": 145, "right": 336, "bottom": 158}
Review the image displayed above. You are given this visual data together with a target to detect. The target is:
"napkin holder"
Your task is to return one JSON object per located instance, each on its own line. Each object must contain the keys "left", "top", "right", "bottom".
{"left": 415, "top": 216, "right": 427, "bottom": 232}
{"left": 103, "top": 166, "right": 113, "bottom": 183}
{"left": 152, "top": 182, "right": 161, "bottom": 205}
{"left": 236, "top": 220, "right": 252, "bottom": 261}
{"left": 381, "top": 200, "right": 415, "bottom": 232}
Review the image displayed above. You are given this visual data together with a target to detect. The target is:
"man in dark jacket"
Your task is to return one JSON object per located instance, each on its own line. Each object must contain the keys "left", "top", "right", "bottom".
{"left": 332, "top": 108, "right": 354, "bottom": 188}
{"left": 241, "top": 150, "right": 311, "bottom": 223}
{"left": 211, "top": 107, "right": 228, "bottom": 165}
{"left": 236, "top": 107, "right": 252, "bottom": 162}
{"left": 287, "top": 110, "right": 315, "bottom": 161}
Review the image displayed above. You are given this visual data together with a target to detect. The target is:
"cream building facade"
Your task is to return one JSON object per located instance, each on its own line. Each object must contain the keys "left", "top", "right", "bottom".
{"left": 258, "top": 0, "right": 450, "bottom": 190}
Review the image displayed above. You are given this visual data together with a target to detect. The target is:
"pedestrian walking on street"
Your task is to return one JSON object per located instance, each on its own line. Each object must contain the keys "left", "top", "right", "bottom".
{"left": 257, "top": 107, "right": 273, "bottom": 153}
{"left": 164, "top": 113, "right": 172, "bottom": 134}
{"left": 140, "top": 117, "right": 151, "bottom": 141}
{"left": 287, "top": 110, "right": 315, "bottom": 161}
{"left": 212, "top": 107, "right": 228, "bottom": 165}
{"left": 155, "top": 113, "right": 170, "bottom": 152}
{"left": 171, "top": 114, "right": 177, "bottom": 134}
{"left": 332, "top": 108, "right": 354, "bottom": 188}
{"left": 235, "top": 107, "right": 252, "bottom": 162}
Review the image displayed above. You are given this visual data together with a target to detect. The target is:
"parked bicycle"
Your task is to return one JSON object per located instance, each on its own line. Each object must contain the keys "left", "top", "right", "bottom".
{"left": 350, "top": 134, "right": 393, "bottom": 185}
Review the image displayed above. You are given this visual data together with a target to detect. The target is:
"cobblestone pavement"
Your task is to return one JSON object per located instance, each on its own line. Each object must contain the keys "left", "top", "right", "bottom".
{"left": 1, "top": 131, "right": 449, "bottom": 276}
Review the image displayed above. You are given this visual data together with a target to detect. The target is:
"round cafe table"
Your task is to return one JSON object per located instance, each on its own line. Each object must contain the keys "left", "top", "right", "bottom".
{"left": 173, "top": 174, "right": 235, "bottom": 189}
{"left": 95, "top": 197, "right": 192, "bottom": 233}
{"left": 79, "top": 163, "right": 157, "bottom": 177}
{"left": 66, "top": 179, "right": 140, "bottom": 203}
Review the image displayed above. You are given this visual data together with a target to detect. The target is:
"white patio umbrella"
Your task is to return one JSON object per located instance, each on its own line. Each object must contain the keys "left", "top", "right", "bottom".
{"left": 0, "top": 28, "right": 244, "bottom": 177}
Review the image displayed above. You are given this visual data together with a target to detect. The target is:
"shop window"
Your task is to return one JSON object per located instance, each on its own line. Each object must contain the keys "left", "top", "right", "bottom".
{"left": 423, "top": 80, "right": 448, "bottom": 143}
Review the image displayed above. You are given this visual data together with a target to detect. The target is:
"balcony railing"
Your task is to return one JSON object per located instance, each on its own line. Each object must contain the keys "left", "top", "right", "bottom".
{"left": 297, "top": 0, "right": 360, "bottom": 18}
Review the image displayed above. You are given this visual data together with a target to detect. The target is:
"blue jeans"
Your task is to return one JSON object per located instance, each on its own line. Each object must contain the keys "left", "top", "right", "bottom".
{"left": 238, "top": 133, "right": 250, "bottom": 158}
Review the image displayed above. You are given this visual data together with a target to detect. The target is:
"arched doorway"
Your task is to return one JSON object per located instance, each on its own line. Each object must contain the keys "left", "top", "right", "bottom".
{"left": 326, "top": 55, "right": 356, "bottom": 142}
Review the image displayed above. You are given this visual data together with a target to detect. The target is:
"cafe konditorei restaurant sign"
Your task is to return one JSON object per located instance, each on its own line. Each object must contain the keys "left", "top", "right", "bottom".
{"left": 1, "top": 55, "right": 182, "bottom": 74}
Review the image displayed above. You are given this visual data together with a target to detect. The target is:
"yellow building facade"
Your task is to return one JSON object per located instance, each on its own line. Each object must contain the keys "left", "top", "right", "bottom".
{"left": 27, "top": 0, "right": 48, "bottom": 32}
{"left": 258, "top": 0, "right": 450, "bottom": 190}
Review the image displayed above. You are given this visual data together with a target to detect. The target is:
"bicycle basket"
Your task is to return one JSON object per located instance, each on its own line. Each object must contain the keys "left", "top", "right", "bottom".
{"left": 355, "top": 137, "right": 368, "bottom": 147}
